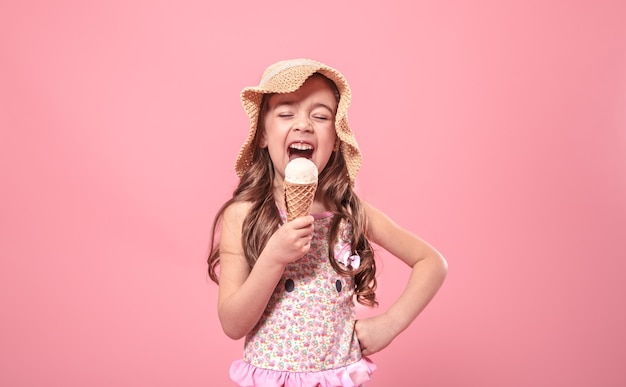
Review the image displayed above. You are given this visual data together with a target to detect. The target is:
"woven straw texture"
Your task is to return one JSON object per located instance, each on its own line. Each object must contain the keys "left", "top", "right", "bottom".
{"left": 234, "top": 59, "right": 362, "bottom": 184}
{"left": 284, "top": 181, "right": 317, "bottom": 221}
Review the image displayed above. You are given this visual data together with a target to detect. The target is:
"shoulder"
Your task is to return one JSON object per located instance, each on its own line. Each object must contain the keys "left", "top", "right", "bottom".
{"left": 362, "top": 199, "right": 444, "bottom": 268}
{"left": 222, "top": 200, "right": 253, "bottom": 223}
{"left": 361, "top": 200, "right": 411, "bottom": 248}
{"left": 361, "top": 200, "right": 402, "bottom": 246}
{"left": 220, "top": 201, "right": 254, "bottom": 242}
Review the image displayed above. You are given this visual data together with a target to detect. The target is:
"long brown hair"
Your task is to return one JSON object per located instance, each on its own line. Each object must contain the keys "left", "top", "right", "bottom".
{"left": 207, "top": 74, "right": 377, "bottom": 307}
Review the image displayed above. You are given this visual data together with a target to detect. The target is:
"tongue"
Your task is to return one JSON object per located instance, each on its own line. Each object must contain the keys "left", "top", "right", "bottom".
{"left": 289, "top": 148, "right": 313, "bottom": 160}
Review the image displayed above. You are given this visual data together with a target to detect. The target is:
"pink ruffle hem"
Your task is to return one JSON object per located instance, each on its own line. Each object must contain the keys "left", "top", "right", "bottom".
{"left": 229, "top": 358, "right": 376, "bottom": 387}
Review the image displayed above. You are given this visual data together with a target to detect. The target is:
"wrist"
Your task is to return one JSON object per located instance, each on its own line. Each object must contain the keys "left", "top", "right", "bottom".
{"left": 255, "top": 252, "right": 288, "bottom": 273}
{"left": 384, "top": 308, "right": 413, "bottom": 336}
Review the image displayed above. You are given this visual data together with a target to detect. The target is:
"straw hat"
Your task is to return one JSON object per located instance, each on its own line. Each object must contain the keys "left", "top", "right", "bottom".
{"left": 234, "top": 58, "right": 362, "bottom": 184}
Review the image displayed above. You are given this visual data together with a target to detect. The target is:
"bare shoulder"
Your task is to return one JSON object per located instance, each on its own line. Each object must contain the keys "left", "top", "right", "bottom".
{"left": 220, "top": 201, "right": 253, "bottom": 255}
{"left": 362, "top": 199, "right": 442, "bottom": 267}
{"left": 223, "top": 201, "right": 253, "bottom": 223}
{"left": 361, "top": 200, "right": 403, "bottom": 245}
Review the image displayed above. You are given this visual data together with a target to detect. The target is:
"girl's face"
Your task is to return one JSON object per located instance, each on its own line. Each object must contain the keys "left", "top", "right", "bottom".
{"left": 261, "top": 75, "right": 338, "bottom": 185}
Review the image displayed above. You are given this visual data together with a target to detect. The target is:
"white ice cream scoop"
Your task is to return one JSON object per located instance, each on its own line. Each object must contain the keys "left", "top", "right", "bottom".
{"left": 285, "top": 158, "right": 318, "bottom": 184}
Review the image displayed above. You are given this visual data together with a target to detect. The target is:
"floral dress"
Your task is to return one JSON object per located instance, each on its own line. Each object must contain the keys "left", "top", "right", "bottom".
{"left": 229, "top": 212, "right": 375, "bottom": 387}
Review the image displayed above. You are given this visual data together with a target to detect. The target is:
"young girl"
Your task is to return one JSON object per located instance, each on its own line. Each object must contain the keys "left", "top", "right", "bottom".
{"left": 207, "top": 58, "right": 448, "bottom": 386}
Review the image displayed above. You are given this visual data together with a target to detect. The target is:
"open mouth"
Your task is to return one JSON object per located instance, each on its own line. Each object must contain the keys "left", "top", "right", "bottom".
{"left": 288, "top": 142, "right": 314, "bottom": 160}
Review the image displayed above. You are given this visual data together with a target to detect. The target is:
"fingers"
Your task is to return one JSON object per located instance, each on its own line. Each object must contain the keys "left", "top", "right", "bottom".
{"left": 285, "top": 218, "right": 314, "bottom": 253}
{"left": 355, "top": 320, "right": 377, "bottom": 357}
{"left": 359, "top": 343, "right": 377, "bottom": 357}
{"left": 288, "top": 215, "right": 315, "bottom": 229}
{"left": 355, "top": 320, "right": 366, "bottom": 353}
{"left": 274, "top": 215, "right": 314, "bottom": 260}
{"left": 297, "top": 234, "right": 313, "bottom": 249}
{"left": 286, "top": 216, "right": 315, "bottom": 239}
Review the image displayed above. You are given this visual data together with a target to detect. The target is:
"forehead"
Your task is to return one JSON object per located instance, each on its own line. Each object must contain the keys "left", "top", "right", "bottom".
{"left": 266, "top": 75, "right": 338, "bottom": 108}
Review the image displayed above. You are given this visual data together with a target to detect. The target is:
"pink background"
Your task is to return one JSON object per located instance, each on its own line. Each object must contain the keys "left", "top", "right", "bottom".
{"left": 1, "top": 1, "right": 625, "bottom": 386}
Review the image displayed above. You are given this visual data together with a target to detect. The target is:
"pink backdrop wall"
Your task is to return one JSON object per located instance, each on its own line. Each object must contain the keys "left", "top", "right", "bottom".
{"left": 1, "top": 1, "right": 625, "bottom": 386}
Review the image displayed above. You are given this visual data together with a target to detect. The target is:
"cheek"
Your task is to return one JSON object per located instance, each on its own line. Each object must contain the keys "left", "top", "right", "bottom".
{"left": 261, "top": 120, "right": 281, "bottom": 148}
{"left": 321, "top": 128, "right": 338, "bottom": 152}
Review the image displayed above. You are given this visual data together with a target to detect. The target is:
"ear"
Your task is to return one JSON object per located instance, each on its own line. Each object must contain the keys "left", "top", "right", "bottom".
{"left": 258, "top": 130, "right": 268, "bottom": 148}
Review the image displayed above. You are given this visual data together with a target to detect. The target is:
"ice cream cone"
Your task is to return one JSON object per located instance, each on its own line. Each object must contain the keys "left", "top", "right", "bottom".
{"left": 284, "top": 158, "right": 318, "bottom": 221}
{"left": 284, "top": 181, "right": 317, "bottom": 221}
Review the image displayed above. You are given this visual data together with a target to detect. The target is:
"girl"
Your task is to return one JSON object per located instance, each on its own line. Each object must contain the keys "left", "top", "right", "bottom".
{"left": 208, "top": 59, "right": 448, "bottom": 386}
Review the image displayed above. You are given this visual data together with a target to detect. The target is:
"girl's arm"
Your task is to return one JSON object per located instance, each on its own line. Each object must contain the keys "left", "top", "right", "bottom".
{"left": 217, "top": 201, "right": 314, "bottom": 339}
{"left": 355, "top": 201, "right": 448, "bottom": 356}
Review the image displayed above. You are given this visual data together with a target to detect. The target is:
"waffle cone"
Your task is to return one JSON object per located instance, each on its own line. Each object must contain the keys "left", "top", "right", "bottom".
{"left": 284, "top": 181, "right": 317, "bottom": 221}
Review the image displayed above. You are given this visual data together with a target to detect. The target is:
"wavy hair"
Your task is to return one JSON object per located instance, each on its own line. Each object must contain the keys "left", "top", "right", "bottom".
{"left": 207, "top": 74, "right": 377, "bottom": 307}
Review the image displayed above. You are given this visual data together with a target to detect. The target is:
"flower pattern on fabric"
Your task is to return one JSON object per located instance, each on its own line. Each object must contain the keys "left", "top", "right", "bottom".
{"left": 334, "top": 218, "right": 361, "bottom": 270}
{"left": 243, "top": 214, "right": 362, "bottom": 373}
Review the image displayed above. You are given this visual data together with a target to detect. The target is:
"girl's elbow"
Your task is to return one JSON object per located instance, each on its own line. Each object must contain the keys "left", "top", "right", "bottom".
{"left": 437, "top": 254, "right": 449, "bottom": 280}
{"left": 219, "top": 314, "right": 249, "bottom": 340}
{"left": 223, "top": 326, "right": 246, "bottom": 340}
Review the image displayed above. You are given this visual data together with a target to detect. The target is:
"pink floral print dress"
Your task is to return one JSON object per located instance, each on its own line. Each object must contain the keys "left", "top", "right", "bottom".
{"left": 229, "top": 212, "right": 375, "bottom": 387}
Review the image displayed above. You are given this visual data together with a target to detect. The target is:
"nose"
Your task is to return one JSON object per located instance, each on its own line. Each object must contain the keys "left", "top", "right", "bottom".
{"left": 292, "top": 115, "right": 313, "bottom": 133}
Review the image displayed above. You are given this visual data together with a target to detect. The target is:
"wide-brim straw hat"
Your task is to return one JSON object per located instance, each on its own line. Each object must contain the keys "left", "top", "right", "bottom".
{"left": 234, "top": 58, "right": 361, "bottom": 184}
